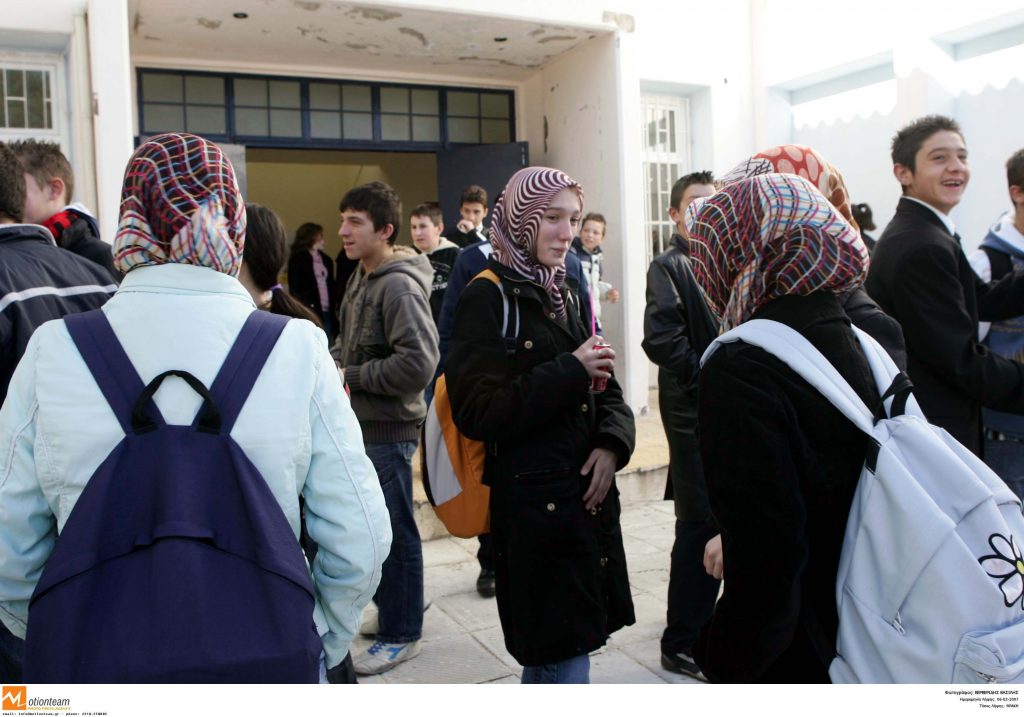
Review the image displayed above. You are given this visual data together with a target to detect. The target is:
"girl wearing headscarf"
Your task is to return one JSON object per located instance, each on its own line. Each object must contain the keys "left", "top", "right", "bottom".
{"left": 0, "top": 133, "right": 390, "bottom": 681}
{"left": 446, "top": 167, "right": 636, "bottom": 684}
{"left": 687, "top": 173, "right": 881, "bottom": 683}
{"left": 716, "top": 144, "right": 907, "bottom": 370}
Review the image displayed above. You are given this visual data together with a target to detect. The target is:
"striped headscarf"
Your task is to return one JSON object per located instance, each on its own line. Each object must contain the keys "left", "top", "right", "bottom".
{"left": 113, "top": 133, "right": 246, "bottom": 276}
{"left": 489, "top": 167, "right": 583, "bottom": 319}
{"left": 717, "top": 144, "right": 858, "bottom": 230}
{"left": 687, "top": 174, "right": 867, "bottom": 331}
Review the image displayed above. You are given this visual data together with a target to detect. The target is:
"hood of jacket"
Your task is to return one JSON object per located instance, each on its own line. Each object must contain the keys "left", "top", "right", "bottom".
{"left": 368, "top": 244, "right": 434, "bottom": 295}
{"left": 426, "top": 237, "right": 460, "bottom": 255}
{"left": 983, "top": 211, "right": 1024, "bottom": 258}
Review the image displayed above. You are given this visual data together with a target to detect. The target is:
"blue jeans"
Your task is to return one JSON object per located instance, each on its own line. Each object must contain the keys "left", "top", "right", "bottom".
{"left": 521, "top": 654, "right": 590, "bottom": 684}
{"left": 364, "top": 440, "right": 423, "bottom": 643}
{"left": 984, "top": 437, "right": 1024, "bottom": 500}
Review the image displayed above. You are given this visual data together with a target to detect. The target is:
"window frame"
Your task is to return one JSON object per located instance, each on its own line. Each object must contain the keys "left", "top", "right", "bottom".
{"left": 640, "top": 93, "right": 691, "bottom": 263}
{"left": 0, "top": 51, "right": 65, "bottom": 146}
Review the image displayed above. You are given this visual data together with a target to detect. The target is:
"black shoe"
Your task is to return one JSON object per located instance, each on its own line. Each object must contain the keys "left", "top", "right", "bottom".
{"left": 476, "top": 568, "right": 496, "bottom": 598}
{"left": 661, "top": 650, "right": 707, "bottom": 681}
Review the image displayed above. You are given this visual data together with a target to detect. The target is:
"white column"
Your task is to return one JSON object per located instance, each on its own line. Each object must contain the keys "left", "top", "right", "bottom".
{"left": 86, "top": 0, "right": 134, "bottom": 243}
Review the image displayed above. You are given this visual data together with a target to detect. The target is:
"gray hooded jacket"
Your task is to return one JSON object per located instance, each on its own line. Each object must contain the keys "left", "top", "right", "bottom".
{"left": 332, "top": 245, "right": 439, "bottom": 442}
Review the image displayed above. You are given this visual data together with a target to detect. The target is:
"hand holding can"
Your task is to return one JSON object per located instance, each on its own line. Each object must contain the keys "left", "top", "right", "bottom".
{"left": 590, "top": 340, "right": 612, "bottom": 393}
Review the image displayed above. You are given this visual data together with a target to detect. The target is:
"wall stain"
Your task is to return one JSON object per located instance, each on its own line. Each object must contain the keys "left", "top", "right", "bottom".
{"left": 297, "top": 25, "right": 325, "bottom": 37}
{"left": 345, "top": 42, "right": 381, "bottom": 51}
{"left": 197, "top": 18, "right": 222, "bottom": 30}
{"left": 293, "top": 1, "right": 322, "bottom": 10}
{"left": 458, "top": 56, "right": 538, "bottom": 68}
{"left": 315, "top": 36, "right": 329, "bottom": 44}
{"left": 346, "top": 7, "right": 401, "bottom": 21}
{"left": 537, "top": 35, "right": 575, "bottom": 44}
{"left": 529, "top": 28, "right": 544, "bottom": 37}
{"left": 398, "top": 27, "right": 428, "bottom": 47}
{"left": 143, "top": 35, "right": 161, "bottom": 42}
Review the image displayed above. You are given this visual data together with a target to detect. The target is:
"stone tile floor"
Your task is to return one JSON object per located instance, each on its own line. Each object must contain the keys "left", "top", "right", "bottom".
{"left": 353, "top": 499, "right": 704, "bottom": 685}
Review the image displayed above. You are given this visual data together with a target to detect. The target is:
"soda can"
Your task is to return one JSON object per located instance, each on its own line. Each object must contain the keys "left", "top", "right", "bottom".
{"left": 590, "top": 340, "right": 611, "bottom": 394}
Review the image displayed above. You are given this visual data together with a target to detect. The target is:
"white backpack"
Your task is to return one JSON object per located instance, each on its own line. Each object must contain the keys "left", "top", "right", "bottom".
{"left": 703, "top": 319, "right": 1024, "bottom": 684}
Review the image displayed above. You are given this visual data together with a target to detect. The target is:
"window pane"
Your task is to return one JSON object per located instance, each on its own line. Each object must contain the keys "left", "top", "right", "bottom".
{"left": 411, "top": 89, "right": 438, "bottom": 115}
{"left": 234, "top": 78, "right": 267, "bottom": 107}
{"left": 270, "top": 108, "right": 302, "bottom": 136}
{"left": 310, "top": 110, "right": 341, "bottom": 139}
{"left": 480, "top": 94, "right": 509, "bottom": 119}
{"left": 481, "top": 119, "right": 510, "bottom": 144}
{"left": 411, "top": 115, "right": 439, "bottom": 142}
{"left": 342, "top": 85, "right": 371, "bottom": 111}
{"left": 26, "top": 71, "right": 46, "bottom": 128}
{"left": 668, "top": 110, "right": 676, "bottom": 153}
{"left": 381, "top": 114, "right": 410, "bottom": 141}
{"left": 235, "top": 107, "right": 268, "bottom": 135}
{"left": 185, "top": 75, "right": 225, "bottom": 105}
{"left": 186, "top": 105, "right": 226, "bottom": 135}
{"left": 142, "top": 73, "right": 183, "bottom": 103}
{"left": 0, "top": 96, "right": 5, "bottom": 127}
{"left": 447, "top": 117, "right": 479, "bottom": 143}
{"left": 269, "top": 80, "right": 300, "bottom": 108}
{"left": 5, "top": 70, "right": 23, "bottom": 98}
{"left": 380, "top": 87, "right": 408, "bottom": 113}
{"left": 447, "top": 91, "right": 478, "bottom": 116}
{"left": 142, "top": 103, "right": 184, "bottom": 133}
{"left": 343, "top": 112, "right": 372, "bottom": 140}
{"left": 310, "top": 83, "right": 340, "bottom": 110}
{"left": 7, "top": 100, "right": 25, "bottom": 128}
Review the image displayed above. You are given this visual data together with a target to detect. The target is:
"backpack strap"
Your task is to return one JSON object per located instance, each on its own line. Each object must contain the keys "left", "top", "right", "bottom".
{"left": 64, "top": 310, "right": 165, "bottom": 434}
{"left": 204, "top": 311, "right": 290, "bottom": 433}
{"left": 471, "top": 269, "right": 518, "bottom": 356}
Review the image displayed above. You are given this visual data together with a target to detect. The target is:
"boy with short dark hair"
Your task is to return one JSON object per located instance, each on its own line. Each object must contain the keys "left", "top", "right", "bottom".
{"left": 444, "top": 184, "right": 489, "bottom": 248}
{"left": 331, "top": 181, "right": 438, "bottom": 675}
{"left": 570, "top": 212, "right": 620, "bottom": 331}
{"left": 10, "top": 139, "right": 118, "bottom": 280}
{"left": 968, "top": 148, "right": 1024, "bottom": 496}
{"left": 866, "top": 115, "right": 1024, "bottom": 456}
{"left": 410, "top": 202, "right": 460, "bottom": 326}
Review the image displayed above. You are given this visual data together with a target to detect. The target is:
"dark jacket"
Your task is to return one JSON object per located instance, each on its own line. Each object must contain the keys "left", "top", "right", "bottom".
{"left": 694, "top": 293, "right": 880, "bottom": 683}
{"left": 840, "top": 286, "right": 907, "bottom": 371}
{"left": 423, "top": 239, "right": 460, "bottom": 326}
{"left": 288, "top": 250, "right": 337, "bottom": 317}
{"left": 0, "top": 224, "right": 117, "bottom": 403}
{"left": 641, "top": 234, "right": 719, "bottom": 520}
{"left": 47, "top": 209, "right": 120, "bottom": 282}
{"left": 333, "top": 250, "right": 359, "bottom": 314}
{"left": 443, "top": 224, "right": 488, "bottom": 249}
{"left": 865, "top": 197, "right": 1024, "bottom": 454}
{"left": 446, "top": 258, "right": 636, "bottom": 666}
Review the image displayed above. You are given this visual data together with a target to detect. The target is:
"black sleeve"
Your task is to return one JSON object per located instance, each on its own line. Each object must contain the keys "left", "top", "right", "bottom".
{"left": 641, "top": 259, "right": 701, "bottom": 379}
{"left": 891, "top": 244, "right": 1024, "bottom": 412}
{"left": 693, "top": 347, "right": 809, "bottom": 683}
{"left": 840, "top": 287, "right": 907, "bottom": 371}
{"left": 976, "top": 263, "right": 1024, "bottom": 321}
{"left": 287, "top": 253, "right": 313, "bottom": 309}
{"left": 446, "top": 281, "right": 590, "bottom": 444}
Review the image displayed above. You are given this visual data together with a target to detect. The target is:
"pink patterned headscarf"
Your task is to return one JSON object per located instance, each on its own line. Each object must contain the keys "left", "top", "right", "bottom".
{"left": 113, "top": 133, "right": 246, "bottom": 276}
{"left": 489, "top": 167, "right": 583, "bottom": 319}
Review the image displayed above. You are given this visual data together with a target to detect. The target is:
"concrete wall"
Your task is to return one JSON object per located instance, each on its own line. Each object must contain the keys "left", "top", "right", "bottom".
{"left": 245, "top": 148, "right": 437, "bottom": 259}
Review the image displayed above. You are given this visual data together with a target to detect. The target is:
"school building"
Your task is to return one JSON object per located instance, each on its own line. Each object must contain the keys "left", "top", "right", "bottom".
{"left": 3, "top": 0, "right": 1023, "bottom": 413}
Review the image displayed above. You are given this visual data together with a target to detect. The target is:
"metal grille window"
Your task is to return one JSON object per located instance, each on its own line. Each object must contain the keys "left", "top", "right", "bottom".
{"left": 1, "top": 67, "right": 53, "bottom": 130}
{"left": 137, "top": 69, "right": 514, "bottom": 150}
{"left": 641, "top": 94, "right": 690, "bottom": 263}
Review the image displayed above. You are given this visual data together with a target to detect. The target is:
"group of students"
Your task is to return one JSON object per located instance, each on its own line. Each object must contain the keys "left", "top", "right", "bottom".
{"left": 0, "top": 110, "right": 1021, "bottom": 685}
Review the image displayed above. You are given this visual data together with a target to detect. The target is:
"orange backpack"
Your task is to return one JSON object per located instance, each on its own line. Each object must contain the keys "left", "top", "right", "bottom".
{"left": 421, "top": 269, "right": 518, "bottom": 538}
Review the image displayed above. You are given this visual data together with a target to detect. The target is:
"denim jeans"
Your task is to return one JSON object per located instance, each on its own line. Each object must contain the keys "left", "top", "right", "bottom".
{"left": 662, "top": 518, "right": 721, "bottom": 655}
{"left": 364, "top": 440, "right": 423, "bottom": 643}
{"left": 0, "top": 621, "right": 22, "bottom": 681}
{"left": 984, "top": 437, "right": 1024, "bottom": 500}
{"left": 521, "top": 654, "right": 590, "bottom": 683}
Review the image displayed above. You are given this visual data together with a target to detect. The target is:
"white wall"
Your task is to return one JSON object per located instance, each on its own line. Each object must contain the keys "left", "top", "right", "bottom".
{"left": 528, "top": 32, "right": 648, "bottom": 411}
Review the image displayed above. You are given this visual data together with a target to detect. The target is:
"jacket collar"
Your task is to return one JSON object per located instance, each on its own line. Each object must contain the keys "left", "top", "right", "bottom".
{"left": 0, "top": 223, "right": 56, "bottom": 246}
{"left": 752, "top": 291, "right": 848, "bottom": 333}
{"left": 113, "top": 263, "right": 256, "bottom": 307}
{"left": 899, "top": 196, "right": 956, "bottom": 237}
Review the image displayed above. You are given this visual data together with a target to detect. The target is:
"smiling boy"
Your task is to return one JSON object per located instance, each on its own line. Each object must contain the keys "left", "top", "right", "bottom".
{"left": 865, "top": 116, "right": 1024, "bottom": 455}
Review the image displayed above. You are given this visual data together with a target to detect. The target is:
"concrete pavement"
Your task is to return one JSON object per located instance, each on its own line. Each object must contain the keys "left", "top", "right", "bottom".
{"left": 353, "top": 498, "right": 705, "bottom": 685}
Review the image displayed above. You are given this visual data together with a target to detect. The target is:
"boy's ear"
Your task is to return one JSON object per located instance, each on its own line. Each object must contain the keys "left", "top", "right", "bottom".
{"left": 49, "top": 176, "right": 67, "bottom": 204}
{"left": 893, "top": 163, "right": 913, "bottom": 189}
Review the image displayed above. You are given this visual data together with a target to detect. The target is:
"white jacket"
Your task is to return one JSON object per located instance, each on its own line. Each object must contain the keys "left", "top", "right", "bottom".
{"left": 0, "top": 264, "right": 391, "bottom": 668}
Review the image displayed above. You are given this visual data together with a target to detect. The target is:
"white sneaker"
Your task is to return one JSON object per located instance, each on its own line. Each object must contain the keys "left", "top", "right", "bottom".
{"left": 359, "top": 600, "right": 431, "bottom": 638}
{"left": 353, "top": 640, "right": 422, "bottom": 675}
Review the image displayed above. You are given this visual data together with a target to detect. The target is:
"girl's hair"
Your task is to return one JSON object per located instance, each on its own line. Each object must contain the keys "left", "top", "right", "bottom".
{"left": 245, "top": 203, "right": 323, "bottom": 328}
{"left": 291, "top": 221, "right": 324, "bottom": 254}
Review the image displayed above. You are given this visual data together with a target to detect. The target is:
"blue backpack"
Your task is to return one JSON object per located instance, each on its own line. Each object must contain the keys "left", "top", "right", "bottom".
{"left": 23, "top": 310, "right": 321, "bottom": 683}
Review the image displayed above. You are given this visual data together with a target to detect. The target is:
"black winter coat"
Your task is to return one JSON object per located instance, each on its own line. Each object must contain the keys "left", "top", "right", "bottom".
{"left": 446, "top": 259, "right": 636, "bottom": 666}
{"left": 865, "top": 197, "right": 1024, "bottom": 454}
{"left": 288, "top": 250, "right": 337, "bottom": 317}
{"left": 641, "top": 234, "right": 718, "bottom": 520}
{"left": 694, "top": 293, "right": 880, "bottom": 683}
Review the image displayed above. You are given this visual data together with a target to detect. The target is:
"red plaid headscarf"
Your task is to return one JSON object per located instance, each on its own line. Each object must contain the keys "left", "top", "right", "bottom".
{"left": 687, "top": 174, "right": 867, "bottom": 331}
{"left": 489, "top": 167, "right": 583, "bottom": 319}
{"left": 113, "top": 133, "right": 246, "bottom": 276}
